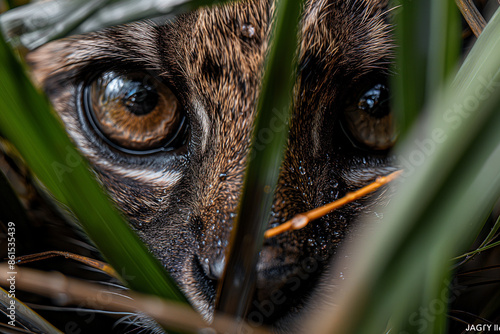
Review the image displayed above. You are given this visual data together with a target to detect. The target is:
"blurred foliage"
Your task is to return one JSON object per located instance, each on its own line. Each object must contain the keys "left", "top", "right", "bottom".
{"left": 0, "top": 0, "right": 236, "bottom": 50}
{"left": 0, "top": 30, "right": 189, "bottom": 306}
{"left": 1, "top": 0, "right": 500, "bottom": 333}
{"left": 391, "top": 0, "right": 461, "bottom": 137}
{"left": 308, "top": 2, "right": 500, "bottom": 334}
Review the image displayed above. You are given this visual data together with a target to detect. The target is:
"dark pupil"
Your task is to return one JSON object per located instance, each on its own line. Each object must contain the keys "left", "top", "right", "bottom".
{"left": 102, "top": 74, "right": 160, "bottom": 117}
{"left": 122, "top": 80, "right": 159, "bottom": 116}
{"left": 358, "top": 83, "right": 390, "bottom": 118}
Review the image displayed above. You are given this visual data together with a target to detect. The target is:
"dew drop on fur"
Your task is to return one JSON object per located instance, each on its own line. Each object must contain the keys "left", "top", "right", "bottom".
{"left": 241, "top": 24, "right": 256, "bottom": 38}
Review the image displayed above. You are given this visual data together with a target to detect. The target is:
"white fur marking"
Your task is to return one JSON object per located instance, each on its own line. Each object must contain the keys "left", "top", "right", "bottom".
{"left": 193, "top": 99, "right": 210, "bottom": 152}
{"left": 101, "top": 163, "right": 182, "bottom": 188}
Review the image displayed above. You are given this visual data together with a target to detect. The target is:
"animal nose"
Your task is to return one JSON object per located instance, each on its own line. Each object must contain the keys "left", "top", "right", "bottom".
{"left": 205, "top": 252, "right": 226, "bottom": 281}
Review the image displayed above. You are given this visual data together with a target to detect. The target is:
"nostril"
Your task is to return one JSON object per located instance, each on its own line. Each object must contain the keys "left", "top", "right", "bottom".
{"left": 207, "top": 253, "right": 226, "bottom": 281}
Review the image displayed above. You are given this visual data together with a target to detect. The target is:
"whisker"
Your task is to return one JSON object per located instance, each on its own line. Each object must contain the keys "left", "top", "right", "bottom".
{"left": 64, "top": 236, "right": 99, "bottom": 252}
{"left": 446, "top": 315, "right": 472, "bottom": 334}
{"left": 459, "top": 279, "right": 500, "bottom": 288}
{"left": 0, "top": 265, "right": 271, "bottom": 334}
{"left": 457, "top": 264, "right": 500, "bottom": 276}
{"left": 87, "top": 280, "right": 129, "bottom": 290}
{"left": 14, "top": 251, "right": 118, "bottom": 278}
{"left": 450, "top": 309, "right": 495, "bottom": 324}
{"left": 0, "top": 323, "right": 37, "bottom": 334}
{"left": 115, "top": 313, "right": 162, "bottom": 334}
{"left": 25, "top": 303, "right": 134, "bottom": 316}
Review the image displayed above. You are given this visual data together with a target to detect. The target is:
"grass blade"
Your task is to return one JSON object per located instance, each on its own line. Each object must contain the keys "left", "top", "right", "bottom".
{"left": 427, "top": 0, "right": 461, "bottom": 98}
{"left": 392, "top": 0, "right": 461, "bottom": 136}
{"left": 0, "top": 30, "right": 189, "bottom": 308}
{"left": 0, "top": 287, "right": 63, "bottom": 334}
{"left": 215, "top": 0, "right": 304, "bottom": 319}
{"left": 305, "top": 6, "right": 500, "bottom": 334}
{"left": 391, "top": 0, "right": 431, "bottom": 135}
{"left": 0, "top": 0, "right": 235, "bottom": 50}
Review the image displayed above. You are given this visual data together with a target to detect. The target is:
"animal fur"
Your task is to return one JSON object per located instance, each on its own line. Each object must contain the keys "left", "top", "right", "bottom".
{"left": 27, "top": 0, "right": 397, "bottom": 331}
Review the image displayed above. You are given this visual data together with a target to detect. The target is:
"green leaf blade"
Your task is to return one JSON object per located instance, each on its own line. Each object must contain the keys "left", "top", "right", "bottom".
{"left": 0, "top": 31, "right": 189, "bottom": 306}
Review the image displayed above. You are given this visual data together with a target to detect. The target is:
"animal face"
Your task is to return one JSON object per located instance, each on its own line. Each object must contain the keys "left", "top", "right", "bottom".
{"left": 27, "top": 0, "right": 397, "bottom": 329}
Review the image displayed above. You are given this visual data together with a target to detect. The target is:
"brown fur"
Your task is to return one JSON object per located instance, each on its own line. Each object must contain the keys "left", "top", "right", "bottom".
{"left": 27, "top": 0, "right": 396, "bottom": 331}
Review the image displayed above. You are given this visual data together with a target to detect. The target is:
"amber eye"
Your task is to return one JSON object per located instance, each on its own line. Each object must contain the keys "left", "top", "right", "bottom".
{"left": 85, "top": 71, "right": 186, "bottom": 153}
{"left": 343, "top": 83, "right": 397, "bottom": 150}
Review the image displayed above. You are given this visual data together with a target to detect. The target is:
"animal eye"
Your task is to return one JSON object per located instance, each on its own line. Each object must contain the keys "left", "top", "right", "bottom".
{"left": 343, "top": 83, "right": 397, "bottom": 150}
{"left": 84, "top": 71, "right": 187, "bottom": 153}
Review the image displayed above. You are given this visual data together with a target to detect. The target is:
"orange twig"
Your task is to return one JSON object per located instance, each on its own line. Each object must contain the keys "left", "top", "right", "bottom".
{"left": 264, "top": 170, "right": 403, "bottom": 239}
{"left": 15, "top": 251, "right": 118, "bottom": 278}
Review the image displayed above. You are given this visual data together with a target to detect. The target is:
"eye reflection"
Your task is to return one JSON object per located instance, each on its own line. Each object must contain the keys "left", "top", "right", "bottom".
{"left": 85, "top": 71, "right": 186, "bottom": 153}
{"left": 344, "top": 83, "right": 397, "bottom": 150}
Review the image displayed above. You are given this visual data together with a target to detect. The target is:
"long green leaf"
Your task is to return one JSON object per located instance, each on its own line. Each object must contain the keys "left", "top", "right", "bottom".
{"left": 391, "top": 0, "right": 461, "bottom": 136}
{"left": 391, "top": 0, "right": 431, "bottom": 135}
{"left": 215, "top": 0, "right": 304, "bottom": 319}
{"left": 0, "top": 31, "right": 188, "bottom": 306}
{"left": 304, "top": 6, "right": 500, "bottom": 334}
{"left": 427, "top": 0, "right": 461, "bottom": 98}
{"left": 415, "top": 1, "right": 460, "bottom": 333}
